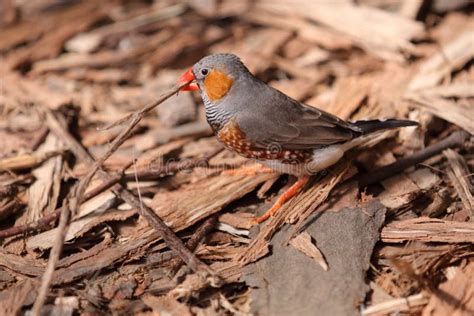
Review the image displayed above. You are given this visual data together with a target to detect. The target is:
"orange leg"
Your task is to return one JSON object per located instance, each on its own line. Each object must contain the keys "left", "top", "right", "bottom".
{"left": 254, "top": 176, "right": 310, "bottom": 224}
{"left": 222, "top": 163, "right": 275, "bottom": 176}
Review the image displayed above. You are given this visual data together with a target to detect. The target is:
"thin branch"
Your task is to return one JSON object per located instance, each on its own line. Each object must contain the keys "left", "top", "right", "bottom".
{"left": 168, "top": 214, "right": 219, "bottom": 277}
{"left": 31, "top": 200, "right": 72, "bottom": 316}
{"left": 44, "top": 84, "right": 221, "bottom": 283}
{"left": 30, "top": 81, "right": 221, "bottom": 313}
{"left": 88, "top": 82, "right": 190, "bottom": 175}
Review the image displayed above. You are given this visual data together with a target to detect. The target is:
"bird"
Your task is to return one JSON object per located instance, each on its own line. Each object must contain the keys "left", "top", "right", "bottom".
{"left": 178, "top": 53, "right": 417, "bottom": 223}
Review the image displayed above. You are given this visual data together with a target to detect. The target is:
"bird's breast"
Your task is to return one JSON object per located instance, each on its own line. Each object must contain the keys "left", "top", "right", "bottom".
{"left": 217, "top": 119, "right": 252, "bottom": 155}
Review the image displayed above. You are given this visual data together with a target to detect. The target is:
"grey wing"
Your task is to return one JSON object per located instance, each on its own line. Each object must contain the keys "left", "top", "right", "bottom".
{"left": 237, "top": 97, "right": 361, "bottom": 150}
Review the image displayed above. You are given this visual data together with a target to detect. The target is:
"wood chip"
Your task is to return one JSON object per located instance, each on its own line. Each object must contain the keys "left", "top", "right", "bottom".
{"left": 258, "top": 0, "right": 424, "bottom": 62}
{"left": 6, "top": 2, "right": 107, "bottom": 70}
{"left": 363, "top": 293, "right": 428, "bottom": 315}
{"left": 422, "top": 262, "right": 474, "bottom": 316}
{"left": 405, "top": 84, "right": 474, "bottom": 134}
{"left": 289, "top": 232, "right": 328, "bottom": 271}
{"left": 381, "top": 217, "right": 474, "bottom": 243}
{"left": 32, "top": 30, "right": 173, "bottom": 73}
{"left": 245, "top": 10, "right": 353, "bottom": 50}
{"left": 0, "top": 150, "right": 63, "bottom": 171}
{"left": 65, "top": 4, "right": 185, "bottom": 53}
{"left": 407, "top": 29, "right": 474, "bottom": 91}
{"left": 212, "top": 28, "right": 292, "bottom": 73}
{"left": 26, "top": 134, "right": 63, "bottom": 222}
{"left": 444, "top": 149, "right": 474, "bottom": 218}
{"left": 151, "top": 173, "right": 278, "bottom": 230}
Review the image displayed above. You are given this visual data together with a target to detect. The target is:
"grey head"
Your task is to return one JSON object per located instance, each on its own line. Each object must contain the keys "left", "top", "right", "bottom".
{"left": 190, "top": 53, "right": 255, "bottom": 131}
{"left": 191, "top": 53, "right": 250, "bottom": 85}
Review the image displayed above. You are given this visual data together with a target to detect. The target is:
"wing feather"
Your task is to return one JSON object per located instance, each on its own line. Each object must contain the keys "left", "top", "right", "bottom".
{"left": 237, "top": 97, "right": 360, "bottom": 151}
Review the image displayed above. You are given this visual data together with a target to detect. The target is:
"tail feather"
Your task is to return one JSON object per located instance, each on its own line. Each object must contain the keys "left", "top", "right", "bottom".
{"left": 352, "top": 119, "right": 418, "bottom": 134}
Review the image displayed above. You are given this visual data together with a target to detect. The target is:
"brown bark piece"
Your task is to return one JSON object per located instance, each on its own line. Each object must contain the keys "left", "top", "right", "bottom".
{"left": 381, "top": 217, "right": 474, "bottom": 243}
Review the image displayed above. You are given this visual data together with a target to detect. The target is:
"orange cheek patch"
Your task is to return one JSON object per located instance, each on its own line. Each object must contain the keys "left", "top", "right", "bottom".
{"left": 204, "top": 70, "right": 234, "bottom": 101}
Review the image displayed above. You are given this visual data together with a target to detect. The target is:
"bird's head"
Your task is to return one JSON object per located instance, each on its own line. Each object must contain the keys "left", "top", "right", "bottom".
{"left": 178, "top": 53, "right": 248, "bottom": 102}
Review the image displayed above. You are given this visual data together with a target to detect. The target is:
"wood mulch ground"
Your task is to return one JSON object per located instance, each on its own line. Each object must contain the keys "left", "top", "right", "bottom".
{"left": 0, "top": 1, "right": 473, "bottom": 315}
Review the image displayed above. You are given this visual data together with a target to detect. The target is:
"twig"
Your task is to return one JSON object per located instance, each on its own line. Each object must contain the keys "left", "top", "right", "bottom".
{"left": 31, "top": 107, "right": 135, "bottom": 314}
{"left": 30, "top": 81, "right": 221, "bottom": 313}
{"left": 362, "top": 293, "right": 428, "bottom": 315}
{"left": 44, "top": 84, "right": 221, "bottom": 283}
{"left": 0, "top": 208, "right": 59, "bottom": 239}
{"left": 354, "top": 130, "right": 470, "bottom": 187}
{"left": 168, "top": 215, "right": 219, "bottom": 277}
{"left": 79, "top": 82, "right": 190, "bottom": 188}
{"left": 31, "top": 200, "right": 72, "bottom": 316}
{"left": 0, "top": 150, "right": 64, "bottom": 171}
{"left": 0, "top": 173, "right": 34, "bottom": 188}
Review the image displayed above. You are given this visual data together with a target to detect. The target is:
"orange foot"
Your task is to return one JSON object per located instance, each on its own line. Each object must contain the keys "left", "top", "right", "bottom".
{"left": 254, "top": 176, "right": 310, "bottom": 224}
{"left": 222, "top": 163, "right": 275, "bottom": 176}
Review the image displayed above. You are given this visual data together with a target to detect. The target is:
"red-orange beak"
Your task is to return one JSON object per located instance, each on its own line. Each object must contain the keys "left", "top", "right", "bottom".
{"left": 179, "top": 67, "right": 199, "bottom": 91}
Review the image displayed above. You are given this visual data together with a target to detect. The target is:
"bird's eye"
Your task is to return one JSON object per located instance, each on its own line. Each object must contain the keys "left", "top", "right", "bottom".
{"left": 200, "top": 68, "right": 209, "bottom": 76}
